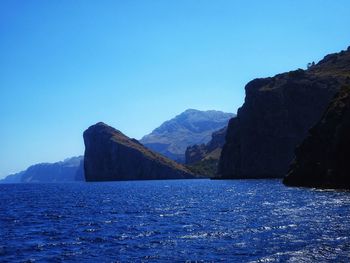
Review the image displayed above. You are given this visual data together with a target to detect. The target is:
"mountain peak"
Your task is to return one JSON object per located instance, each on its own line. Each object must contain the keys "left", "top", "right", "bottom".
{"left": 140, "top": 109, "right": 235, "bottom": 162}
{"left": 184, "top": 108, "right": 199, "bottom": 113}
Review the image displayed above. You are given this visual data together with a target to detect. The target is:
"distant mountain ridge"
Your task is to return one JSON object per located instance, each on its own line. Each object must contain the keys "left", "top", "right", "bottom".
{"left": 0, "top": 156, "right": 84, "bottom": 183}
{"left": 140, "top": 109, "right": 234, "bottom": 162}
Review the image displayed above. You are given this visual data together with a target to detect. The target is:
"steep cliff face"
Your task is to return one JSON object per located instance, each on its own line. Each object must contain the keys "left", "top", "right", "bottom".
{"left": 140, "top": 109, "right": 234, "bottom": 162}
{"left": 218, "top": 47, "right": 350, "bottom": 179}
{"left": 83, "top": 122, "right": 194, "bottom": 181}
{"left": 284, "top": 84, "right": 350, "bottom": 189}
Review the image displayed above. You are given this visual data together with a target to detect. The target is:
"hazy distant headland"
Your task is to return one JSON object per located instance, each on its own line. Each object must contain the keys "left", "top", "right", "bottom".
{"left": 0, "top": 156, "right": 84, "bottom": 184}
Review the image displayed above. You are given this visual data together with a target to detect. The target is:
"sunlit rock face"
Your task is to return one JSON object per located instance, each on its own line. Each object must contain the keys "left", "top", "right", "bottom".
{"left": 218, "top": 47, "right": 350, "bottom": 179}
{"left": 83, "top": 122, "right": 194, "bottom": 181}
{"left": 284, "top": 84, "right": 350, "bottom": 189}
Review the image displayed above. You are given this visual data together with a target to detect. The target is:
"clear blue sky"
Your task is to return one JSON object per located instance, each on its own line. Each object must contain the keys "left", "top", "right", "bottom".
{"left": 1, "top": 0, "right": 350, "bottom": 178}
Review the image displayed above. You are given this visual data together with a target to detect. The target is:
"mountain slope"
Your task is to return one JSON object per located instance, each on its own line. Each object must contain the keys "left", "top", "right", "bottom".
{"left": 140, "top": 109, "right": 234, "bottom": 162}
{"left": 83, "top": 122, "right": 194, "bottom": 181}
{"left": 218, "top": 46, "right": 350, "bottom": 179}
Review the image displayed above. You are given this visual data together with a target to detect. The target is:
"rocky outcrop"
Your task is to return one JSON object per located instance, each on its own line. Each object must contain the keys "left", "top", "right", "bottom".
{"left": 83, "top": 122, "right": 194, "bottom": 181}
{"left": 218, "top": 47, "right": 350, "bottom": 179}
{"left": 284, "top": 84, "right": 350, "bottom": 189}
{"left": 0, "top": 156, "right": 84, "bottom": 183}
{"left": 140, "top": 109, "right": 234, "bottom": 162}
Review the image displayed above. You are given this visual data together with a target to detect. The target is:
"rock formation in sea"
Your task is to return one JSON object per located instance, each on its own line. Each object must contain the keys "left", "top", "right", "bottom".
{"left": 0, "top": 156, "right": 84, "bottom": 183}
{"left": 83, "top": 122, "right": 195, "bottom": 181}
{"left": 218, "top": 46, "right": 350, "bottom": 179}
{"left": 185, "top": 127, "right": 228, "bottom": 177}
{"left": 283, "top": 84, "right": 350, "bottom": 189}
{"left": 140, "top": 109, "right": 234, "bottom": 163}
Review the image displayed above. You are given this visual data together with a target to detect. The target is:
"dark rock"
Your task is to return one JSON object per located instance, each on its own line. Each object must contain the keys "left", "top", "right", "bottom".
{"left": 83, "top": 122, "right": 195, "bottom": 181}
{"left": 284, "top": 85, "right": 350, "bottom": 189}
{"left": 218, "top": 47, "right": 350, "bottom": 179}
{"left": 140, "top": 109, "right": 234, "bottom": 162}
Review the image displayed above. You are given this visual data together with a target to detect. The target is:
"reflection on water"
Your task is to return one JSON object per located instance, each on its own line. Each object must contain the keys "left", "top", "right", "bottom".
{"left": 1, "top": 179, "right": 350, "bottom": 262}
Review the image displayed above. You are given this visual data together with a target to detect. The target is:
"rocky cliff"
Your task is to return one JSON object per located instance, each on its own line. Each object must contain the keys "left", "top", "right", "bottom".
{"left": 283, "top": 84, "right": 350, "bottom": 189}
{"left": 140, "top": 109, "right": 234, "bottom": 162}
{"left": 83, "top": 122, "right": 194, "bottom": 181}
{"left": 218, "top": 47, "right": 350, "bottom": 179}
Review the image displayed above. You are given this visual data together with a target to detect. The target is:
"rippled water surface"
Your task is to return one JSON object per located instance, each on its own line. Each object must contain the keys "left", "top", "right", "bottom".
{"left": 1, "top": 179, "right": 350, "bottom": 262}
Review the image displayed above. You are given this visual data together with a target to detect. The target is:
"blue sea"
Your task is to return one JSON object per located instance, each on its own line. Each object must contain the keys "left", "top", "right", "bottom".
{"left": 1, "top": 179, "right": 350, "bottom": 262}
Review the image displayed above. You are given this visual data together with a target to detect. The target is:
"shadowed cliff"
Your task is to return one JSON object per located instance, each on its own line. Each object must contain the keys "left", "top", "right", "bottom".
{"left": 218, "top": 46, "right": 350, "bottom": 179}
{"left": 284, "top": 84, "right": 350, "bottom": 189}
